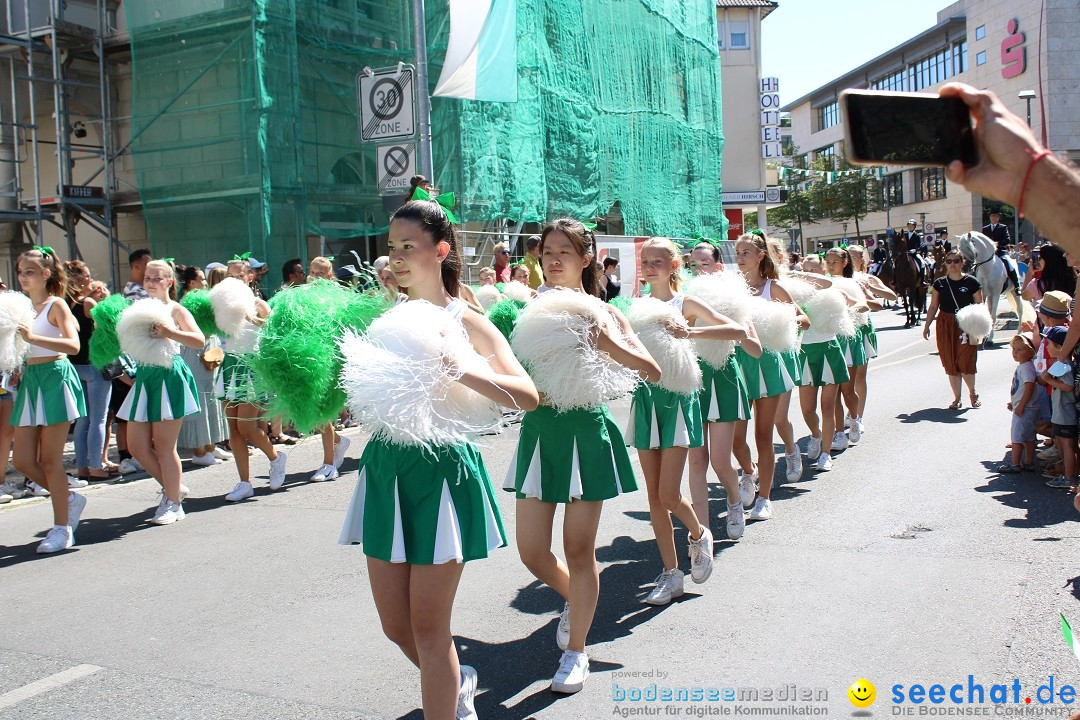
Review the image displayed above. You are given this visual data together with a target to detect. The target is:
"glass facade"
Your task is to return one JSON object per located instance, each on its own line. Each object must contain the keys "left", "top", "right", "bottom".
{"left": 915, "top": 167, "right": 947, "bottom": 202}
{"left": 869, "top": 40, "right": 967, "bottom": 92}
{"left": 882, "top": 173, "right": 904, "bottom": 207}
{"left": 817, "top": 101, "right": 839, "bottom": 131}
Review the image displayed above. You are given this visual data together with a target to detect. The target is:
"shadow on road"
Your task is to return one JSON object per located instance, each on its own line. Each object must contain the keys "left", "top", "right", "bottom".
{"left": 897, "top": 408, "right": 969, "bottom": 424}
{"left": 973, "top": 464, "right": 1076, "bottom": 530}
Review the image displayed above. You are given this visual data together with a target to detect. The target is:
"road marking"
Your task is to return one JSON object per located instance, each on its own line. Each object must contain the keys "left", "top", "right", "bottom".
{"left": 0, "top": 664, "right": 104, "bottom": 709}
{"left": 872, "top": 337, "right": 927, "bottom": 362}
{"left": 868, "top": 352, "right": 930, "bottom": 372}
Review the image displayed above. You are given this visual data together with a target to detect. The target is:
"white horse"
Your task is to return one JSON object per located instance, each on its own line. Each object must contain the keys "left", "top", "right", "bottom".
{"left": 956, "top": 231, "right": 1031, "bottom": 344}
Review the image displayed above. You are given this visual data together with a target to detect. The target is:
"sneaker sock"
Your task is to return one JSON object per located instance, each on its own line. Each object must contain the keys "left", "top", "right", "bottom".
{"left": 53, "top": 524, "right": 67, "bottom": 532}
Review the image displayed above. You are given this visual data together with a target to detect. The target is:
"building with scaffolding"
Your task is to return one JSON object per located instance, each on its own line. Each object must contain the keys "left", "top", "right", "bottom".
{"left": 2, "top": 1, "right": 729, "bottom": 289}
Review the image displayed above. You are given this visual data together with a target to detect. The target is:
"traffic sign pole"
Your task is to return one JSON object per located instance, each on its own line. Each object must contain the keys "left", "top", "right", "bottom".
{"left": 411, "top": 0, "right": 433, "bottom": 178}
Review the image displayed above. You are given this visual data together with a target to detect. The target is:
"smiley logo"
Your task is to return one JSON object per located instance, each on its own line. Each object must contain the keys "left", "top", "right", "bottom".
{"left": 848, "top": 678, "right": 876, "bottom": 708}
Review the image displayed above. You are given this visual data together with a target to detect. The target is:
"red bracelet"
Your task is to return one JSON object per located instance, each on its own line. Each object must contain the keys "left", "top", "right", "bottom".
{"left": 1016, "top": 149, "right": 1052, "bottom": 219}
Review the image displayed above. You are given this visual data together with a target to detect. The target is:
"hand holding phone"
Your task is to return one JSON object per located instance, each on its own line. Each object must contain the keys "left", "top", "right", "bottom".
{"left": 841, "top": 90, "right": 978, "bottom": 167}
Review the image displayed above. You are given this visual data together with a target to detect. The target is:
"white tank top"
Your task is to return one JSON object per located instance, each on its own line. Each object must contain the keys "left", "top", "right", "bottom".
{"left": 29, "top": 296, "right": 65, "bottom": 359}
{"left": 759, "top": 279, "right": 774, "bottom": 301}
{"left": 666, "top": 293, "right": 685, "bottom": 313}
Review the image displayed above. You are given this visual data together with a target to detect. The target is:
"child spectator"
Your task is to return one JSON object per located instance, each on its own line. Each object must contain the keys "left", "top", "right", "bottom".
{"left": 1000, "top": 335, "right": 1038, "bottom": 473}
{"left": 1040, "top": 326, "right": 1077, "bottom": 490}
{"left": 478, "top": 266, "right": 497, "bottom": 286}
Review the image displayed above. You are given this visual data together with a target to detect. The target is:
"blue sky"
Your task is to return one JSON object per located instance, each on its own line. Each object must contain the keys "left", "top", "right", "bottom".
{"left": 761, "top": 0, "right": 959, "bottom": 104}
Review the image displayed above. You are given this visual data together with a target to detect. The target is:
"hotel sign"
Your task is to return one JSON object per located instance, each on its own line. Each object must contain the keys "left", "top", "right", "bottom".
{"left": 761, "top": 77, "right": 782, "bottom": 159}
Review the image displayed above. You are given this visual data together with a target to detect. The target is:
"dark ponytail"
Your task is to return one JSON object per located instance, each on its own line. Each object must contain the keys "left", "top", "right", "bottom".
{"left": 390, "top": 200, "right": 462, "bottom": 298}
{"left": 540, "top": 218, "right": 601, "bottom": 297}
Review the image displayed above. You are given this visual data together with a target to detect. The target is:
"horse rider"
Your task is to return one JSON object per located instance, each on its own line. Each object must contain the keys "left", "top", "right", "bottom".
{"left": 982, "top": 209, "right": 1021, "bottom": 292}
{"left": 901, "top": 219, "right": 930, "bottom": 285}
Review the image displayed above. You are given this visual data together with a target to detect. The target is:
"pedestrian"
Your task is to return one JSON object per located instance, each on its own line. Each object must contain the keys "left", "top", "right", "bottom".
{"left": 846, "top": 244, "right": 897, "bottom": 438}
{"left": 11, "top": 247, "right": 87, "bottom": 553}
{"left": 123, "top": 248, "right": 151, "bottom": 300}
{"left": 478, "top": 266, "right": 497, "bottom": 286}
{"left": 999, "top": 334, "right": 1038, "bottom": 473}
{"left": 510, "top": 262, "right": 530, "bottom": 285}
{"left": 492, "top": 242, "right": 512, "bottom": 283}
{"left": 522, "top": 234, "right": 544, "bottom": 290}
{"left": 178, "top": 266, "right": 231, "bottom": 467}
{"left": 1040, "top": 326, "right": 1077, "bottom": 490}
{"left": 280, "top": 258, "right": 305, "bottom": 291}
{"left": 823, "top": 248, "right": 871, "bottom": 452}
{"left": 732, "top": 232, "right": 807, "bottom": 521}
{"left": 64, "top": 259, "right": 114, "bottom": 483}
{"left": 339, "top": 198, "right": 538, "bottom": 719}
{"left": 116, "top": 260, "right": 204, "bottom": 525}
{"left": 504, "top": 218, "right": 659, "bottom": 695}
{"left": 767, "top": 237, "right": 802, "bottom": 483}
{"left": 922, "top": 249, "right": 984, "bottom": 409}
{"left": 0, "top": 370, "right": 15, "bottom": 504}
{"left": 600, "top": 256, "right": 621, "bottom": 302}
{"left": 688, "top": 241, "right": 722, "bottom": 276}
{"left": 1022, "top": 243, "right": 1075, "bottom": 306}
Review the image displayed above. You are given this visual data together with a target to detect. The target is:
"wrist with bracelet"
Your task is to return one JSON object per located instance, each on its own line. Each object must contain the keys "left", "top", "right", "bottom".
{"left": 1016, "top": 148, "right": 1053, "bottom": 219}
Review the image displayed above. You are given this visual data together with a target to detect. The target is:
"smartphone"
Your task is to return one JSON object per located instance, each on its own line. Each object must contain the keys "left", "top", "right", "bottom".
{"left": 840, "top": 90, "right": 978, "bottom": 167}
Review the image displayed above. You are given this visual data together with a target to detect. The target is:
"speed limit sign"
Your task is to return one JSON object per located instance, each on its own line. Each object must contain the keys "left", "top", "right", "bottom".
{"left": 357, "top": 65, "right": 416, "bottom": 143}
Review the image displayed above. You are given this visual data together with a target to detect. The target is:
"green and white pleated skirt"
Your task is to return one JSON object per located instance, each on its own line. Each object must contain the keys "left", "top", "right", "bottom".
{"left": 118, "top": 355, "right": 200, "bottom": 423}
{"left": 339, "top": 436, "right": 506, "bottom": 564}
{"left": 839, "top": 330, "right": 867, "bottom": 368}
{"left": 504, "top": 404, "right": 638, "bottom": 503}
{"left": 862, "top": 319, "right": 879, "bottom": 359}
{"left": 627, "top": 382, "right": 703, "bottom": 450}
{"left": 698, "top": 356, "right": 751, "bottom": 424}
{"left": 799, "top": 339, "right": 851, "bottom": 387}
{"left": 11, "top": 358, "right": 86, "bottom": 427}
{"left": 736, "top": 346, "right": 798, "bottom": 400}
{"left": 219, "top": 352, "right": 264, "bottom": 404}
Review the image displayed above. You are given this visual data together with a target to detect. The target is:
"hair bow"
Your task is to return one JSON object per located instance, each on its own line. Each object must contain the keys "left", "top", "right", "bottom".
{"left": 750, "top": 229, "right": 766, "bottom": 239}
{"left": 691, "top": 232, "right": 720, "bottom": 247}
{"left": 581, "top": 221, "right": 597, "bottom": 232}
{"left": 324, "top": 255, "right": 336, "bottom": 262}
{"left": 233, "top": 252, "right": 251, "bottom": 261}
{"left": 162, "top": 257, "right": 175, "bottom": 264}
{"left": 33, "top": 245, "right": 54, "bottom": 257}
{"left": 411, "top": 186, "right": 459, "bottom": 224}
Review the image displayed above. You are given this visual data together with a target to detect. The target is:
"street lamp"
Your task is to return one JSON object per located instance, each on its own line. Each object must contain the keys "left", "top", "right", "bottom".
{"left": 1015, "top": 90, "right": 1036, "bottom": 246}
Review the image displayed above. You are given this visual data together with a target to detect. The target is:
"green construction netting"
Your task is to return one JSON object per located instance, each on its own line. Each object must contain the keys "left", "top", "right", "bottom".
{"left": 124, "top": 0, "right": 726, "bottom": 275}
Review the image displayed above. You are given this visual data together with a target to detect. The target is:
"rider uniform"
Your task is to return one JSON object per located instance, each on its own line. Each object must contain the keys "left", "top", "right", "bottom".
{"left": 982, "top": 212, "right": 1021, "bottom": 292}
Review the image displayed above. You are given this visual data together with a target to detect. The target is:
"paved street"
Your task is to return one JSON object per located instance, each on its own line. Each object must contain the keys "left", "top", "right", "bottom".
{"left": 1, "top": 307, "right": 1077, "bottom": 720}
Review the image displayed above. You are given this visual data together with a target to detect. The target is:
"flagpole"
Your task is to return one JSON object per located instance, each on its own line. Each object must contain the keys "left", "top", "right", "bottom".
{"left": 411, "top": 0, "right": 434, "bottom": 179}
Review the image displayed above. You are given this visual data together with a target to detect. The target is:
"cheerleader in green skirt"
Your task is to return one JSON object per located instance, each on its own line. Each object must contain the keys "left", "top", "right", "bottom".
{"left": 635, "top": 238, "right": 760, "bottom": 605}
{"left": 732, "top": 234, "right": 809, "bottom": 522}
{"left": 504, "top": 219, "right": 659, "bottom": 695}
{"left": 117, "top": 260, "right": 205, "bottom": 526}
{"left": 219, "top": 260, "right": 287, "bottom": 503}
{"left": 11, "top": 248, "right": 87, "bottom": 553}
{"left": 847, "top": 245, "right": 897, "bottom": 440}
{"left": 824, "top": 249, "right": 871, "bottom": 452}
{"left": 341, "top": 200, "right": 538, "bottom": 720}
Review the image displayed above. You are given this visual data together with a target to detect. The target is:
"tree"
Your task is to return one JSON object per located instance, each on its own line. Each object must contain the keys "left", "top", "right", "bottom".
{"left": 816, "top": 156, "right": 881, "bottom": 240}
{"left": 768, "top": 146, "right": 818, "bottom": 249}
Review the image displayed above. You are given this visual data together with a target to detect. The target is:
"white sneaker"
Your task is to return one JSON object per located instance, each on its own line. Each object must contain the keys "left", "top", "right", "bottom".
{"left": 309, "top": 462, "right": 337, "bottom": 483}
{"left": 269, "top": 451, "right": 288, "bottom": 490}
{"left": 556, "top": 601, "right": 570, "bottom": 651}
{"left": 28, "top": 481, "right": 50, "bottom": 497}
{"left": 68, "top": 492, "right": 87, "bottom": 531}
{"left": 644, "top": 568, "right": 685, "bottom": 606}
{"left": 212, "top": 446, "right": 233, "bottom": 461}
{"left": 0, "top": 481, "right": 29, "bottom": 499}
{"left": 688, "top": 527, "right": 714, "bottom": 583}
{"left": 739, "top": 472, "right": 757, "bottom": 509}
{"left": 831, "top": 431, "right": 848, "bottom": 451}
{"left": 748, "top": 497, "right": 773, "bottom": 520}
{"left": 815, "top": 453, "right": 833, "bottom": 472}
{"left": 158, "top": 484, "right": 190, "bottom": 504}
{"left": 855, "top": 417, "right": 867, "bottom": 435}
{"left": 190, "top": 453, "right": 219, "bottom": 467}
{"left": 119, "top": 458, "right": 143, "bottom": 474}
{"left": 225, "top": 481, "right": 255, "bottom": 502}
{"left": 150, "top": 500, "right": 185, "bottom": 525}
{"left": 67, "top": 475, "right": 88, "bottom": 489}
{"left": 785, "top": 451, "right": 803, "bottom": 482}
{"left": 333, "top": 435, "right": 351, "bottom": 470}
{"left": 551, "top": 650, "right": 590, "bottom": 694}
{"left": 726, "top": 501, "right": 745, "bottom": 540}
{"left": 36, "top": 525, "right": 73, "bottom": 554}
{"left": 844, "top": 415, "right": 854, "bottom": 429}
{"left": 457, "top": 665, "right": 478, "bottom": 720}
{"left": 806, "top": 436, "right": 822, "bottom": 461}
{"left": 1037, "top": 446, "right": 1061, "bottom": 461}
{"left": 848, "top": 423, "right": 862, "bottom": 444}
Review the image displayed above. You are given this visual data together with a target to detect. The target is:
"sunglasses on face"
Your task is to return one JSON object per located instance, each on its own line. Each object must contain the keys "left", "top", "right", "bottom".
{"left": 945, "top": 258, "right": 963, "bottom": 264}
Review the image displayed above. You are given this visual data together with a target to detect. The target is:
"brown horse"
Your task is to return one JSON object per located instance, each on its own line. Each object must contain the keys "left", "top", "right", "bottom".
{"left": 884, "top": 237, "right": 926, "bottom": 327}
{"left": 931, "top": 244, "right": 947, "bottom": 280}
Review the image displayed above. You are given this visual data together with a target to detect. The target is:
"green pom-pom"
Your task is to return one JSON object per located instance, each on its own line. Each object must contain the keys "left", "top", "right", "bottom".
{"left": 250, "top": 280, "right": 391, "bottom": 433}
{"left": 608, "top": 295, "right": 634, "bottom": 315}
{"left": 487, "top": 298, "right": 524, "bottom": 341}
{"left": 180, "top": 290, "right": 223, "bottom": 338}
{"left": 89, "top": 293, "right": 131, "bottom": 369}
{"left": 495, "top": 282, "right": 506, "bottom": 292}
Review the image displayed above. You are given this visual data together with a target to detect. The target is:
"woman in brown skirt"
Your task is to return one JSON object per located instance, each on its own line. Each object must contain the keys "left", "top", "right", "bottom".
{"left": 923, "top": 249, "right": 985, "bottom": 408}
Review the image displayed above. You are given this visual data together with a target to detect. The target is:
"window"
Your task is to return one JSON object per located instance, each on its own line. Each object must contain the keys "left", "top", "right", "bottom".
{"left": 716, "top": 20, "right": 725, "bottom": 49}
{"left": 729, "top": 21, "right": 749, "bottom": 49}
{"left": 816, "top": 144, "right": 836, "bottom": 169}
{"left": 953, "top": 40, "right": 968, "bottom": 74}
{"left": 872, "top": 67, "right": 907, "bottom": 92}
{"left": 976, "top": 50, "right": 987, "bottom": 65}
{"left": 882, "top": 173, "right": 904, "bottom": 207}
{"left": 915, "top": 167, "right": 947, "bottom": 202}
{"left": 975, "top": 25, "right": 985, "bottom": 40}
{"left": 816, "top": 101, "right": 839, "bottom": 131}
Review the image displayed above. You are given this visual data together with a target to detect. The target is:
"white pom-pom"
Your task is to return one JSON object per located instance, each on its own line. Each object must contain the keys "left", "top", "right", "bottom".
{"left": 502, "top": 281, "right": 533, "bottom": 303}
{"left": 117, "top": 298, "right": 179, "bottom": 367}
{"left": 0, "top": 292, "right": 34, "bottom": 373}
{"left": 686, "top": 271, "right": 753, "bottom": 324}
{"left": 780, "top": 277, "right": 816, "bottom": 307}
{"left": 475, "top": 285, "right": 502, "bottom": 311}
{"left": 749, "top": 298, "right": 798, "bottom": 352}
{"left": 208, "top": 277, "right": 255, "bottom": 336}
{"left": 956, "top": 304, "right": 993, "bottom": 344}
{"left": 338, "top": 301, "right": 501, "bottom": 447}
{"left": 804, "top": 288, "right": 855, "bottom": 338}
{"left": 227, "top": 320, "right": 261, "bottom": 355}
{"left": 627, "top": 297, "right": 701, "bottom": 395}
{"left": 511, "top": 289, "right": 639, "bottom": 411}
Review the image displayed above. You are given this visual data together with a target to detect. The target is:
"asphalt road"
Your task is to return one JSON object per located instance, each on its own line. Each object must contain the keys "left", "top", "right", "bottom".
{"left": 1, "top": 304, "right": 1077, "bottom": 720}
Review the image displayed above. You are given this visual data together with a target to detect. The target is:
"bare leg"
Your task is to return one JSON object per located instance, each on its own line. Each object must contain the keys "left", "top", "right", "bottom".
{"left": 773, "top": 391, "right": 796, "bottom": 454}
{"left": 732, "top": 419, "right": 755, "bottom": 476}
{"left": 640, "top": 447, "right": 701, "bottom": 571}
{"left": 561, "top": 499, "right": 604, "bottom": 652}
{"left": 150, "top": 419, "right": 185, "bottom": 503}
{"left": 753, "top": 396, "right": 781, "bottom": 499}
{"left": 126, "top": 422, "right": 164, "bottom": 486}
{"left": 14, "top": 425, "right": 71, "bottom": 525}
{"left": 687, "top": 437, "right": 711, "bottom": 533}
{"left": 515, "top": 498, "right": 569, "bottom": 598}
